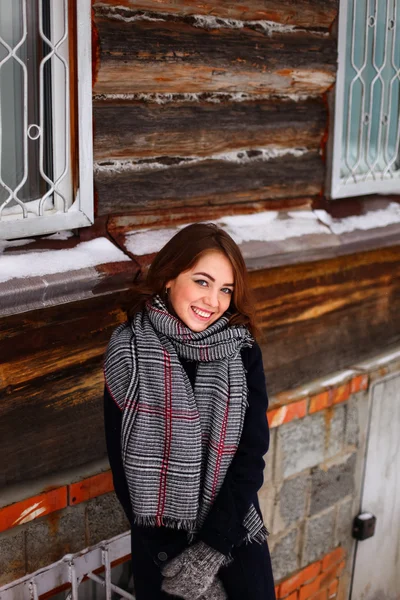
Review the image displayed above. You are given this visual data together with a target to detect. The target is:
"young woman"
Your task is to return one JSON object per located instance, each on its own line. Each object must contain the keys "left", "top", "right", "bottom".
{"left": 104, "top": 223, "right": 275, "bottom": 600}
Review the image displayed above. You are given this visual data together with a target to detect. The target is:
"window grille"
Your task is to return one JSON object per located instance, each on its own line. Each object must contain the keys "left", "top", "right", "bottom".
{"left": 330, "top": 0, "right": 400, "bottom": 198}
{"left": 0, "top": 0, "right": 93, "bottom": 240}
{"left": 0, "top": 531, "right": 134, "bottom": 600}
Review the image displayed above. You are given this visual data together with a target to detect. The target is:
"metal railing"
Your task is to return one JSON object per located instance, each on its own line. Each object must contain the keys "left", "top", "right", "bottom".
{"left": 330, "top": 0, "right": 400, "bottom": 198}
{"left": 0, "top": 532, "right": 135, "bottom": 600}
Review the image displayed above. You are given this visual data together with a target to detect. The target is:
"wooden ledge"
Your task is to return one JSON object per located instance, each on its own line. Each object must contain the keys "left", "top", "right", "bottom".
{"left": 0, "top": 234, "right": 139, "bottom": 318}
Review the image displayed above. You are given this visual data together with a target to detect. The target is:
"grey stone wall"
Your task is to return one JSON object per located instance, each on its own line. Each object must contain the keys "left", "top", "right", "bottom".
{"left": 259, "top": 389, "right": 370, "bottom": 583}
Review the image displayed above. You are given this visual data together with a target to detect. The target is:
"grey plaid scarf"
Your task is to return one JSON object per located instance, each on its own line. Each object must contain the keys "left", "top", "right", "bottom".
{"left": 104, "top": 296, "right": 267, "bottom": 544}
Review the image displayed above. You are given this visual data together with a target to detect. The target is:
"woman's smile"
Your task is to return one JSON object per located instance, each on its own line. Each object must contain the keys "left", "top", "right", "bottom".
{"left": 191, "top": 306, "right": 214, "bottom": 320}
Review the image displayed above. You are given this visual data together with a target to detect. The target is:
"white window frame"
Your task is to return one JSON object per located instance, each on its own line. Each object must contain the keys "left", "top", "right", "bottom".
{"left": 329, "top": 0, "right": 400, "bottom": 199}
{"left": 0, "top": 0, "right": 93, "bottom": 240}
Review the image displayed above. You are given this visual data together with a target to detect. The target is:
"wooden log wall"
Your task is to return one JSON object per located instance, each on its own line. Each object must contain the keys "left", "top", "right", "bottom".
{"left": 92, "top": 0, "right": 338, "bottom": 217}
{"left": 5, "top": 0, "right": 400, "bottom": 488}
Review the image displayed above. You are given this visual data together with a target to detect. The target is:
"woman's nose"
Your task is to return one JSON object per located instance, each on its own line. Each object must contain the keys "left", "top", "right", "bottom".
{"left": 203, "top": 288, "right": 219, "bottom": 307}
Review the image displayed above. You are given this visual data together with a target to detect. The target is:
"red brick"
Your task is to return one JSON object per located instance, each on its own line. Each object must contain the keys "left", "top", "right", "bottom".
{"left": 310, "top": 590, "right": 327, "bottom": 600}
{"left": 309, "top": 391, "right": 331, "bottom": 414}
{"left": 268, "top": 400, "right": 307, "bottom": 428}
{"left": 275, "top": 585, "right": 281, "bottom": 598}
{"left": 328, "top": 579, "right": 339, "bottom": 598}
{"left": 337, "top": 561, "right": 345, "bottom": 577}
{"left": 331, "top": 383, "right": 351, "bottom": 405}
{"left": 285, "top": 593, "right": 298, "bottom": 600}
{"left": 299, "top": 576, "right": 322, "bottom": 600}
{"left": 320, "top": 565, "right": 340, "bottom": 588}
{"left": 302, "top": 562, "right": 323, "bottom": 584}
{"left": 280, "top": 562, "right": 322, "bottom": 597}
{"left": 322, "top": 548, "right": 345, "bottom": 572}
{"left": 68, "top": 471, "right": 114, "bottom": 505}
{"left": 350, "top": 374, "right": 369, "bottom": 393}
{"left": 0, "top": 488, "right": 67, "bottom": 533}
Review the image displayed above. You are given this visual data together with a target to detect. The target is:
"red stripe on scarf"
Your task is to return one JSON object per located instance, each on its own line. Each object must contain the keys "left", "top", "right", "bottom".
{"left": 210, "top": 392, "right": 230, "bottom": 502}
{"left": 156, "top": 349, "right": 173, "bottom": 526}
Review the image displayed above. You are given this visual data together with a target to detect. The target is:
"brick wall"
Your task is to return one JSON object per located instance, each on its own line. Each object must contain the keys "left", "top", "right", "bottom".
{"left": 0, "top": 471, "right": 129, "bottom": 586}
{"left": 1, "top": 344, "right": 400, "bottom": 592}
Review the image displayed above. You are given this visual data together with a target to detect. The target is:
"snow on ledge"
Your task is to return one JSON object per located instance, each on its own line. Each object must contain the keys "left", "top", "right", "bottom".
{"left": 124, "top": 202, "right": 400, "bottom": 258}
{"left": 124, "top": 211, "right": 331, "bottom": 256}
{"left": 315, "top": 202, "right": 400, "bottom": 235}
{"left": 0, "top": 238, "right": 130, "bottom": 284}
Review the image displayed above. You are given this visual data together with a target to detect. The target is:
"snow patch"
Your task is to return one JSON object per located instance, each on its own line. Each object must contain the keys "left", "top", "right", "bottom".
{"left": 94, "top": 5, "right": 165, "bottom": 22}
{"left": 192, "top": 15, "right": 296, "bottom": 34}
{"left": 125, "top": 211, "right": 330, "bottom": 256}
{"left": 94, "top": 159, "right": 172, "bottom": 174}
{"left": 315, "top": 202, "right": 400, "bottom": 235}
{"left": 213, "top": 147, "right": 308, "bottom": 163}
{"left": 94, "top": 147, "right": 310, "bottom": 174}
{"left": 93, "top": 92, "right": 316, "bottom": 104}
{"left": 217, "top": 211, "right": 328, "bottom": 244}
{"left": 46, "top": 230, "right": 75, "bottom": 241}
{"left": 193, "top": 15, "right": 327, "bottom": 36}
{"left": 0, "top": 238, "right": 36, "bottom": 253}
{"left": 0, "top": 238, "right": 130, "bottom": 284}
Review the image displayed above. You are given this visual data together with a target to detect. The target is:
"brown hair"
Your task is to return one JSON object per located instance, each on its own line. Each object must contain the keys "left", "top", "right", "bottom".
{"left": 127, "top": 223, "right": 259, "bottom": 337}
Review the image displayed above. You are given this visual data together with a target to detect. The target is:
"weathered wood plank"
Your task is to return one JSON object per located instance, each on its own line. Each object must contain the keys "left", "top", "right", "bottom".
{"left": 253, "top": 246, "right": 400, "bottom": 393}
{"left": 93, "top": 98, "right": 326, "bottom": 160}
{"left": 95, "top": 152, "right": 324, "bottom": 215}
{"left": 0, "top": 359, "right": 106, "bottom": 486}
{"left": 0, "top": 293, "right": 128, "bottom": 485}
{"left": 94, "top": 1, "right": 338, "bottom": 29}
{"left": 0, "top": 341, "right": 104, "bottom": 391}
{"left": 0, "top": 293, "right": 125, "bottom": 345}
{"left": 94, "top": 15, "right": 336, "bottom": 95}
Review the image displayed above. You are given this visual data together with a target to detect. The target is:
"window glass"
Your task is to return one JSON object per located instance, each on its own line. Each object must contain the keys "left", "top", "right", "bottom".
{"left": 331, "top": 0, "right": 400, "bottom": 197}
{"left": 342, "top": 0, "right": 400, "bottom": 180}
{"left": 0, "top": 0, "right": 70, "bottom": 220}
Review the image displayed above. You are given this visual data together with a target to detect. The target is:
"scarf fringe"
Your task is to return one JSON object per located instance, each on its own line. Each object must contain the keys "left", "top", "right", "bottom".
{"left": 244, "top": 525, "right": 269, "bottom": 546}
{"left": 132, "top": 514, "right": 197, "bottom": 532}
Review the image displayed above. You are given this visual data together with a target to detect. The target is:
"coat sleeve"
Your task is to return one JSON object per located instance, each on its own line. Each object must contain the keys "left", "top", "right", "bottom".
{"left": 104, "top": 385, "right": 134, "bottom": 525}
{"left": 198, "top": 342, "right": 270, "bottom": 555}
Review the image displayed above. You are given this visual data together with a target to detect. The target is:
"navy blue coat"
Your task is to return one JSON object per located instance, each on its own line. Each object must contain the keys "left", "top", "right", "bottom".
{"left": 104, "top": 342, "right": 276, "bottom": 599}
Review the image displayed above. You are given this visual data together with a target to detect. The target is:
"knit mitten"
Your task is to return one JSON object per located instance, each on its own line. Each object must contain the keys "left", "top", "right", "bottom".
{"left": 199, "top": 576, "right": 228, "bottom": 600}
{"left": 161, "top": 541, "right": 226, "bottom": 600}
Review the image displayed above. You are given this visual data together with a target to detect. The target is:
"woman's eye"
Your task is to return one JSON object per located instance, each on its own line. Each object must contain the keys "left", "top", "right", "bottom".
{"left": 195, "top": 279, "right": 208, "bottom": 287}
{"left": 221, "top": 288, "right": 233, "bottom": 295}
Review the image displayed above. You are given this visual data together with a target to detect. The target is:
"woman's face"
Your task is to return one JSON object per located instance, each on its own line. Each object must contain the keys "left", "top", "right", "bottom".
{"left": 166, "top": 250, "right": 235, "bottom": 332}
